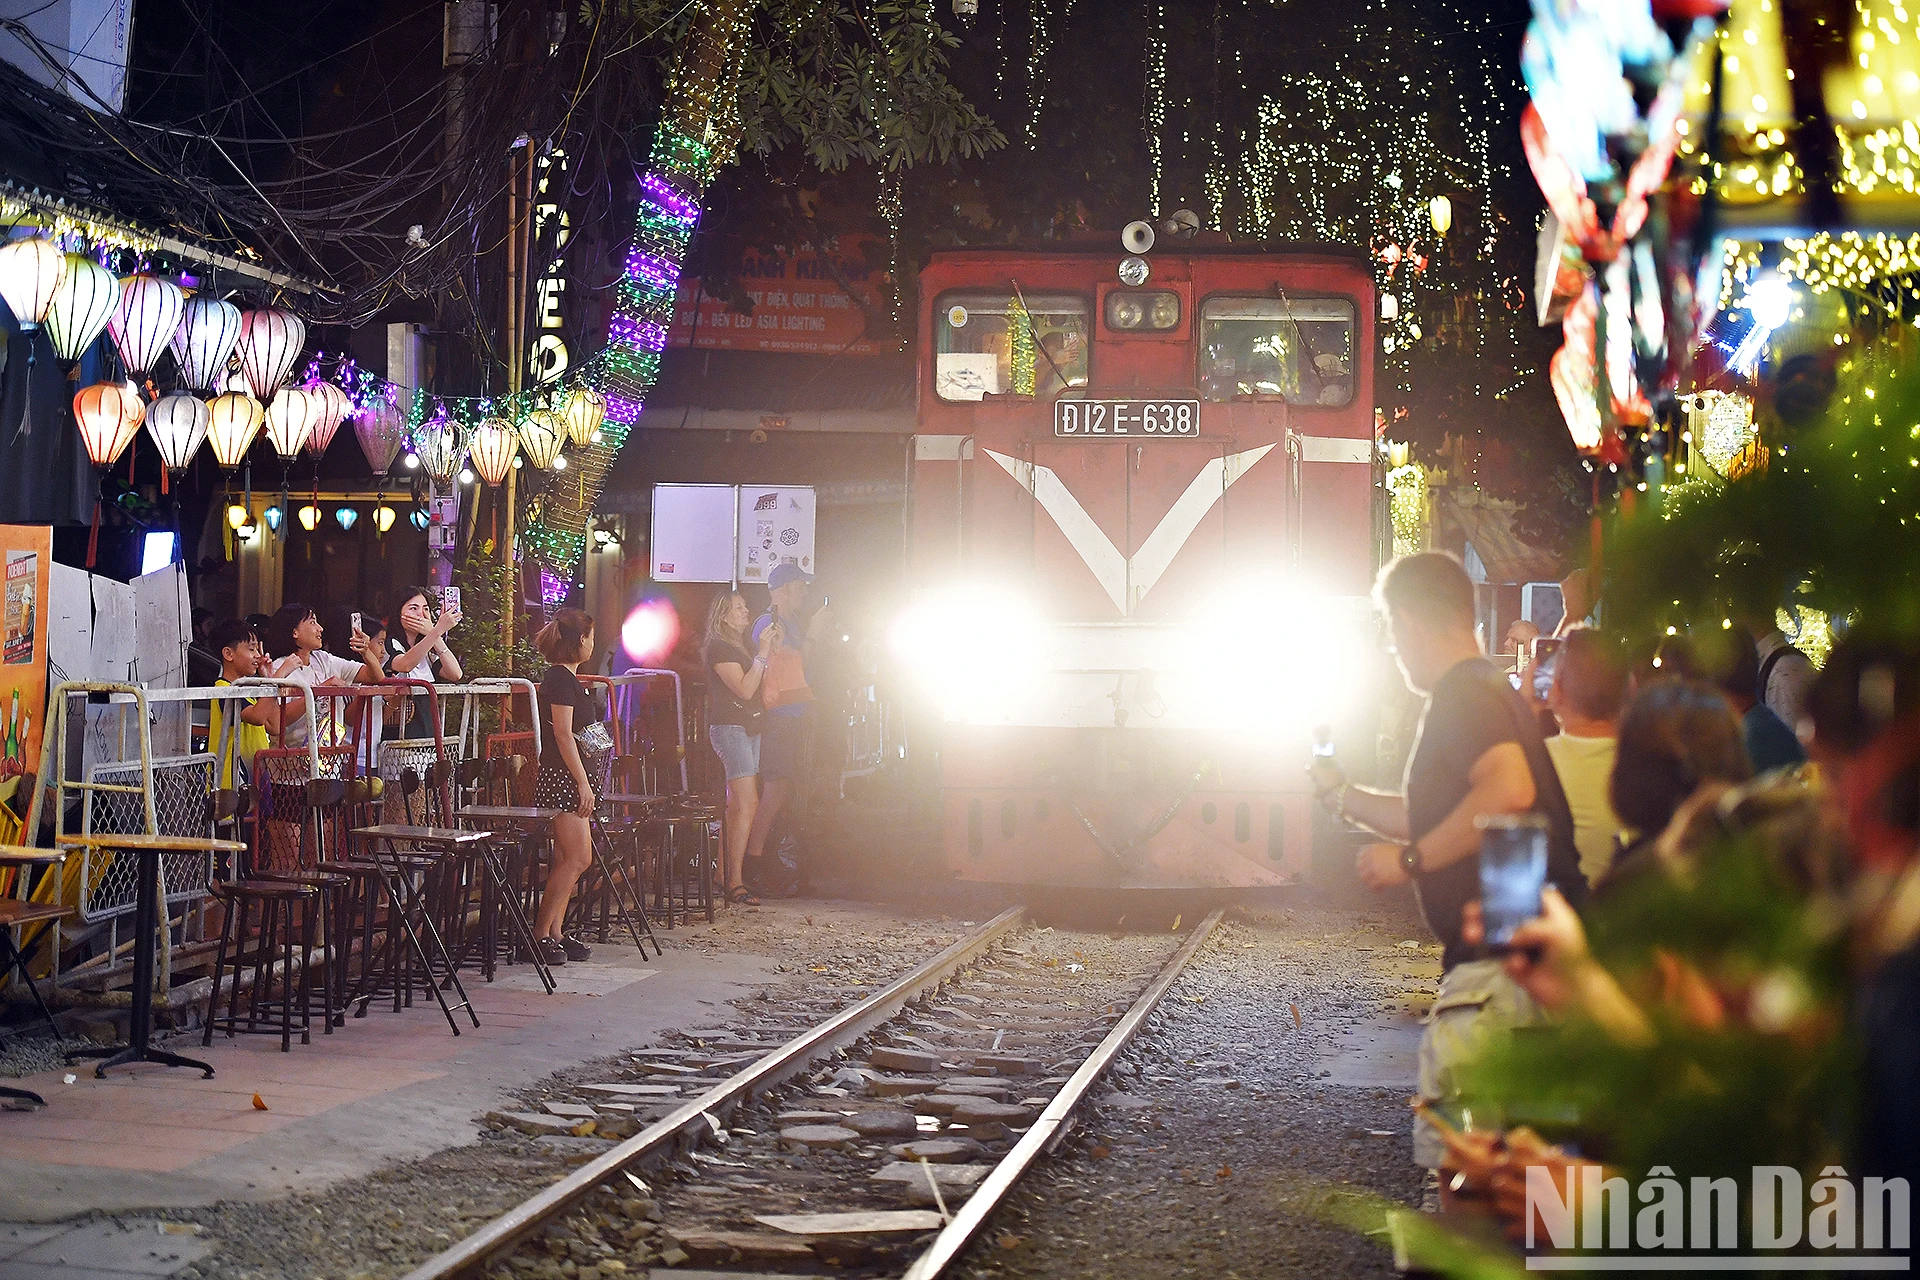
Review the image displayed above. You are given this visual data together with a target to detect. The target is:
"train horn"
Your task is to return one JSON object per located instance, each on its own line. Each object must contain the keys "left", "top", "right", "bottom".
{"left": 1162, "top": 209, "right": 1202, "bottom": 240}
{"left": 1121, "top": 220, "right": 1156, "bottom": 254}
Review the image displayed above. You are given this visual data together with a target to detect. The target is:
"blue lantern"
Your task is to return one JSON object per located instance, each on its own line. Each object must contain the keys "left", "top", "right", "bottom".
{"left": 409, "top": 508, "right": 429, "bottom": 530}
{"left": 263, "top": 505, "right": 283, "bottom": 532}
{"left": 335, "top": 506, "right": 359, "bottom": 531}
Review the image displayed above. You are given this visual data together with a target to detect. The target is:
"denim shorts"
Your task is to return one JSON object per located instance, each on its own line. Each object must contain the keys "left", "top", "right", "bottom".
{"left": 708, "top": 723, "right": 761, "bottom": 781}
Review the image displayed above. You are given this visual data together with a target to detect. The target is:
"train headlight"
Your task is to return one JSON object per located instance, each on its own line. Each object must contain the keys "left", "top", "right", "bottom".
{"left": 889, "top": 585, "right": 1047, "bottom": 720}
{"left": 1109, "top": 295, "right": 1145, "bottom": 330}
{"left": 1105, "top": 290, "right": 1181, "bottom": 332}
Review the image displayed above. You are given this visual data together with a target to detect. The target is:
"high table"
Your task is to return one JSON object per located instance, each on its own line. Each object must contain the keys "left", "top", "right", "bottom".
{"left": 0, "top": 846, "right": 69, "bottom": 1107}
{"left": 59, "top": 833, "right": 246, "bottom": 1079}
{"left": 349, "top": 825, "right": 488, "bottom": 1035}
{"left": 451, "top": 805, "right": 562, "bottom": 990}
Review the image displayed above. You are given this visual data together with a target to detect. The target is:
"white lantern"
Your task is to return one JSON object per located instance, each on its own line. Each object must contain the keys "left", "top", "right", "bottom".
{"left": 109, "top": 274, "right": 186, "bottom": 378}
{"left": 353, "top": 400, "right": 407, "bottom": 476}
{"left": 0, "top": 237, "right": 67, "bottom": 331}
{"left": 145, "top": 393, "right": 210, "bottom": 475}
{"left": 517, "top": 410, "right": 565, "bottom": 470}
{"left": 206, "top": 391, "right": 265, "bottom": 470}
{"left": 306, "top": 382, "right": 351, "bottom": 458}
{"left": 467, "top": 419, "right": 520, "bottom": 485}
{"left": 72, "top": 381, "right": 146, "bottom": 469}
{"left": 412, "top": 418, "right": 464, "bottom": 485}
{"left": 44, "top": 255, "right": 120, "bottom": 362}
{"left": 264, "top": 387, "right": 319, "bottom": 461}
{"left": 171, "top": 297, "right": 243, "bottom": 393}
{"left": 234, "top": 308, "right": 306, "bottom": 400}
{"left": 560, "top": 386, "right": 606, "bottom": 448}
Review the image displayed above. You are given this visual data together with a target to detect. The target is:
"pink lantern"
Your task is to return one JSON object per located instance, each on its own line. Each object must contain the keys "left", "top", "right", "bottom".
{"left": 353, "top": 399, "right": 407, "bottom": 476}
{"left": 109, "top": 274, "right": 186, "bottom": 378}
{"left": 306, "top": 382, "right": 351, "bottom": 458}
{"left": 234, "top": 308, "right": 307, "bottom": 400}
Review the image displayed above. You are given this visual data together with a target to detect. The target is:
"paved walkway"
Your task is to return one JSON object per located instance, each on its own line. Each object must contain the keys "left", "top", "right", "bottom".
{"left": 0, "top": 934, "right": 779, "bottom": 1276}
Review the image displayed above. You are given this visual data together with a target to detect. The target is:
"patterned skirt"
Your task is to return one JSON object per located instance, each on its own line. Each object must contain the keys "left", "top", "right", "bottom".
{"left": 534, "top": 760, "right": 595, "bottom": 813}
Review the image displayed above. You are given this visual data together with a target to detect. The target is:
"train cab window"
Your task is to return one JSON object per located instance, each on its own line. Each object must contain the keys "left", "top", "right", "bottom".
{"left": 1199, "top": 296, "right": 1355, "bottom": 406}
{"left": 934, "top": 292, "right": 1089, "bottom": 401}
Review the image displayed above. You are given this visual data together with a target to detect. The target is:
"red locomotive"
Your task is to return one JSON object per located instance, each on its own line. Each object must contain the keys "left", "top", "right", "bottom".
{"left": 894, "top": 229, "right": 1384, "bottom": 889}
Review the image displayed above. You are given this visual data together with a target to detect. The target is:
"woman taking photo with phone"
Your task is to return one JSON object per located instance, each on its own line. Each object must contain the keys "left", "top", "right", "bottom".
{"left": 531, "top": 608, "right": 599, "bottom": 966}
{"left": 383, "top": 586, "right": 464, "bottom": 740}
{"left": 703, "top": 591, "right": 777, "bottom": 906}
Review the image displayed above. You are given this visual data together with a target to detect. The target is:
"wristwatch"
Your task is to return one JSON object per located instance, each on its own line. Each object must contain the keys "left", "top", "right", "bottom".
{"left": 1400, "top": 842, "right": 1423, "bottom": 875}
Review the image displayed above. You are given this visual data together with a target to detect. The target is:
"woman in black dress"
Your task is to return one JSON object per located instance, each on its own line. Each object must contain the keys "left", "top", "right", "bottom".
{"left": 531, "top": 608, "right": 598, "bottom": 965}
{"left": 382, "top": 586, "right": 463, "bottom": 740}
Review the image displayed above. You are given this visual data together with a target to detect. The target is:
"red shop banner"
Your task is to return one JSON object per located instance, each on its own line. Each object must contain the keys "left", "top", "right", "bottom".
{"left": 669, "top": 242, "right": 887, "bottom": 356}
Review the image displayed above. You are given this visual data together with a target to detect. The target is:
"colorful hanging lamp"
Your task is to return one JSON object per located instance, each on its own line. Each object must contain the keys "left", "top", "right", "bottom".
{"left": 73, "top": 380, "right": 147, "bottom": 568}
{"left": 353, "top": 400, "right": 407, "bottom": 476}
{"left": 171, "top": 297, "right": 243, "bottom": 394}
{"left": 560, "top": 386, "right": 606, "bottom": 448}
{"left": 466, "top": 418, "right": 520, "bottom": 485}
{"left": 0, "top": 237, "right": 66, "bottom": 331}
{"left": 517, "top": 409, "right": 565, "bottom": 470}
{"left": 206, "top": 391, "right": 265, "bottom": 471}
{"left": 233, "top": 308, "right": 306, "bottom": 400}
{"left": 305, "top": 382, "right": 351, "bottom": 459}
{"left": 43, "top": 254, "right": 120, "bottom": 362}
{"left": 412, "top": 417, "right": 464, "bottom": 486}
{"left": 108, "top": 274, "right": 187, "bottom": 379}
{"left": 144, "top": 393, "right": 210, "bottom": 489}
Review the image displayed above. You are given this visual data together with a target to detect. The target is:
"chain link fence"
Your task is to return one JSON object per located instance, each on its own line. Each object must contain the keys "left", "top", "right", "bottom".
{"left": 78, "top": 754, "right": 217, "bottom": 924}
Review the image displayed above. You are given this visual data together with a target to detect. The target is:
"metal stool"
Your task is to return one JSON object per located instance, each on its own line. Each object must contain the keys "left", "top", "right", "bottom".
{"left": 203, "top": 878, "right": 321, "bottom": 1051}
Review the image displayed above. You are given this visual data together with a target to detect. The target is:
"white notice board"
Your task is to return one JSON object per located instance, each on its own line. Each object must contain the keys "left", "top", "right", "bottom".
{"left": 736, "top": 486, "right": 817, "bottom": 586}
{"left": 650, "top": 484, "right": 739, "bottom": 583}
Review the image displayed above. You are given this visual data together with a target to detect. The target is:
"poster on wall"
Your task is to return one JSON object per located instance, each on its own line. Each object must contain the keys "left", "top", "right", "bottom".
{"left": 735, "top": 486, "right": 816, "bottom": 586}
{"left": 668, "top": 240, "right": 887, "bottom": 356}
{"left": 0, "top": 526, "right": 51, "bottom": 789}
{"left": 650, "top": 484, "right": 739, "bottom": 584}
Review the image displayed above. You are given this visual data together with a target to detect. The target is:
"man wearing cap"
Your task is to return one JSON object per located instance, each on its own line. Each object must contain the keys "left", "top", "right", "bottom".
{"left": 745, "top": 564, "right": 833, "bottom": 894}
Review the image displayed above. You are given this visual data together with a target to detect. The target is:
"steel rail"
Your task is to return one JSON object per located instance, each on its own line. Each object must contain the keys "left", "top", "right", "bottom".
{"left": 900, "top": 907, "right": 1227, "bottom": 1280}
{"left": 399, "top": 905, "right": 1029, "bottom": 1280}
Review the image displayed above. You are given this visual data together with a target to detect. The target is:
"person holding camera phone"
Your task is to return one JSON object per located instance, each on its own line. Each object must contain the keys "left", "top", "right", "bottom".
{"left": 703, "top": 590, "right": 775, "bottom": 907}
{"left": 383, "top": 585, "right": 464, "bottom": 740}
{"left": 1308, "top": 553, "right": 1583, "bottom": 1186}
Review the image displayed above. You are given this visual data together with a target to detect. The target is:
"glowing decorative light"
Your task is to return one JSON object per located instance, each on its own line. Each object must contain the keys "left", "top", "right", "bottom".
{"left": 1429, "top": 194, "right": 1453, "bottom": 236}
{"left": 0, "top": 237, "right": 67, "bottom": 330}
{"left": 552, "top": 454, "right": 568, "bottom": 470}
{"left": 458, "top": 467, "right": 475, "bottom": 485}
{"left": 561, "top": 386, "right": 606, "bottom": 447}
{"left": 620, "top": 598, "right": 680, "bottom": 664}
{"left": 334, "top": 507, "right": 359, "bottom": 531}
{"left": 297, "top": 503, "right": 321, "bottom": 532}
{"left": 108, "top": 274, "right": 186, "bottom": 377}
{"left": 263, "top": 388, "right": 319, "bottom": 461}
{"left": 227, "top": 504, "right": 250, "bottom": 530}
{"left": 145, "top": 393, "right": 209, "bottom": 476}
{"left": 409, "top": 508, "right": 429, "bottom": 530}
{"left": 235, "top": 517, "right": 258, "bottom": 542}
{"left": 466, "top": 418, "right": 519, "bottom": 484}
{"left": 305, "top": 382, "right": 351, "bottom": 458}
{"left": 263, "top": 505, "right": 283, "bottom": 532}
{"left": 373, "top": 504, "right": 396, "bottom": 533}
{"left": 206, "top": 391, "right": 265, "bottom": 470}
{"left": 72, "top": 381, "right": 146, "bottom": 468}
{"left": 517, "top": 409, "right": 565, "bottom": 470}
{"left": 412, "top": 418, "right": 464, "bottom": 484}
{"left": 1742, "top": 273, "right": 1795, "bottom": 331}
{"left": 233, "top": 308, "right": 307, "bottom": 400}
{"left": 403, "top": 452, "right": 420, "bottom": 469}
{"left": 354, "top": 400, "right": 407, "bottom": 476}
{"left": 44, "top": 255, "right": 120, "bottom": 361}
{"left": 171, "top": 297, "right": 243, "bottom": 393}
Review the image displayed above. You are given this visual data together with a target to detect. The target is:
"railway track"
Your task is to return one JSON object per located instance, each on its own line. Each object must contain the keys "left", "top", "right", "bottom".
{"left": 399, "top": 905, "right": 1226, "bottom": 1280}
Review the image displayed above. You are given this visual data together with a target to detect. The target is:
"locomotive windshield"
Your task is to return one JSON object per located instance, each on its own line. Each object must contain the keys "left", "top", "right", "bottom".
{"left": 1199, "top": 296, "right": 1355, "bottom": 406}
{"left": 934, "top": 291, "right": 1089, "bottom": 401}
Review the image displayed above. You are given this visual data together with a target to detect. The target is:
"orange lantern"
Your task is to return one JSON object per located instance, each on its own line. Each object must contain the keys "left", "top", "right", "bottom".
{"left": 73, "top": 381, "right": 146, "bottom": 469}
{"left": 466, "top": 419, "right": 520, "bottom": 485}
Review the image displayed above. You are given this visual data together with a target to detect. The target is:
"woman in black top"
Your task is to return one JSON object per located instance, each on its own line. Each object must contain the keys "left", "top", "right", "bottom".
{"left": 531, "top": 608, "right": 597, "bottom": 966}
{"left": 702, "top": 590, "right": 776, "bottom": 905}
{"left": 382, "top": 586, "right": 463, "bottom": 740}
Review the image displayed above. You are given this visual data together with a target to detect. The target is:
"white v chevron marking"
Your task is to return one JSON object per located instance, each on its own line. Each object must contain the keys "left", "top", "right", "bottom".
{"left": 983, "top": 444, "right": 1274, "bottom": 613}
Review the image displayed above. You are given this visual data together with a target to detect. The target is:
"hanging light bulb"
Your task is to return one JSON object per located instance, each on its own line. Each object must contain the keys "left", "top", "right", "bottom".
{"left": 44, "top": 254, "right": 120, "bottom": 362}
{"left": 297, "top": 503, "right": 321, "bottom": 531}
{"left": 72, "top": 381, "right": 146, "bottom": 469}
{"left": 305, "top": 382, "right": 351, "bottom": 458}
{"left": 403, "top": 452, "right": 420, "bottom": 469}
{"left": 233, "top": 308, "right": 307, "bottom": 400}
{"left": 263, "top": 505, "right": 283, "bottom": 532}
{"left": 263, "top": 387, "right": 319, "bottom": 462}
{"left": 560, "top": 386, "right": 606, "bottom": 447}
{"left": 553, "top": 454, "right": 568, "bottom": 470}
{"left": 171, "top": 297, "right": 243, "bottom": 393}
{"left": 335, "top": 506, "right": 359, "bottom": 531}
{"left": 227, "top": 503, "right": 250, "bottom": 530}
{"left": 145, "top": 393, "right": 209, "bottom": 477}
{"left": 108, "top": 274, "right": 186, "bottom": 378}
{"left": 205, "top": 391, "right": 265, "bottom": 470}
{"left": 0, "top": 237, "right": 67, "bottom": 331}
{"left": 517, "top": 409, "right": 565, "bottom": 470}
{"left": 459, "top": 466, "right": 475, "bottom": 484}
{"left": 466, "top": 418, "right": 520, "bottom": 485}
{"left": 352, "top": 399, "right": 406, "bottom": 476}
{"left": 412, "top": 418, "right": 464, "bottom": 485}
{"left": 373, "top": 504, "right": 396, "bottom": 533}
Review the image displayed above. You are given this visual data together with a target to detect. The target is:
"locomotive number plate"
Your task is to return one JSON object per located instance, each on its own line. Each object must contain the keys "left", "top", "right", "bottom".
{"left": 1053, "top": 399, "right": 1201, "bottom": 438}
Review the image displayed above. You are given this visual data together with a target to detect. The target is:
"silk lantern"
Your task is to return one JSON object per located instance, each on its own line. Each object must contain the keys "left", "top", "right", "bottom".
{"left": 466, "top": 418, "right": 519, "bottom": 485}
{"left": 73, "top": 381, "right": 146, "bottom": 468}
{"left": 560, "top": 386, "right": 606, "bottom": 447}
{"left": 171, "top": 297, "right": 243, "bottom": 393}
{"left": 234, "top": 308, "right": 306, "bottom": 400}
{"left": 412, "top": 418, "right": 463, "bottom": 485}
{"left": 306, "top": 382, "right": 351, "bottom": 458}
{"left": 353, "top": 400, "right": 406, "bottom": 475}
{"left": 0, "top": 237, "right": 66, "bottom": 331}
{"left": 264, "top": 388, "right": 319, "bottom": 462}
{"left": 109, "top": 274, "right": 186, "bottom": 378}
{"left": 145, "top": 393, "right": 210, "bottom": 480}
{"left": 517, "top": 409, "right": 565, "bottom": 470}
{"left": 206, "top": 391, "right": 265, "bottom": 470}
{"left": 44, "top": 254, "right": 120, "bottom": 361}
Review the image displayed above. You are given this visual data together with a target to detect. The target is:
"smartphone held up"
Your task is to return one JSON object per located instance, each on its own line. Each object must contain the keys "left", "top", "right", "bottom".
{"left": 1475, "top": 813, "right": 1549, "bottom": 951}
